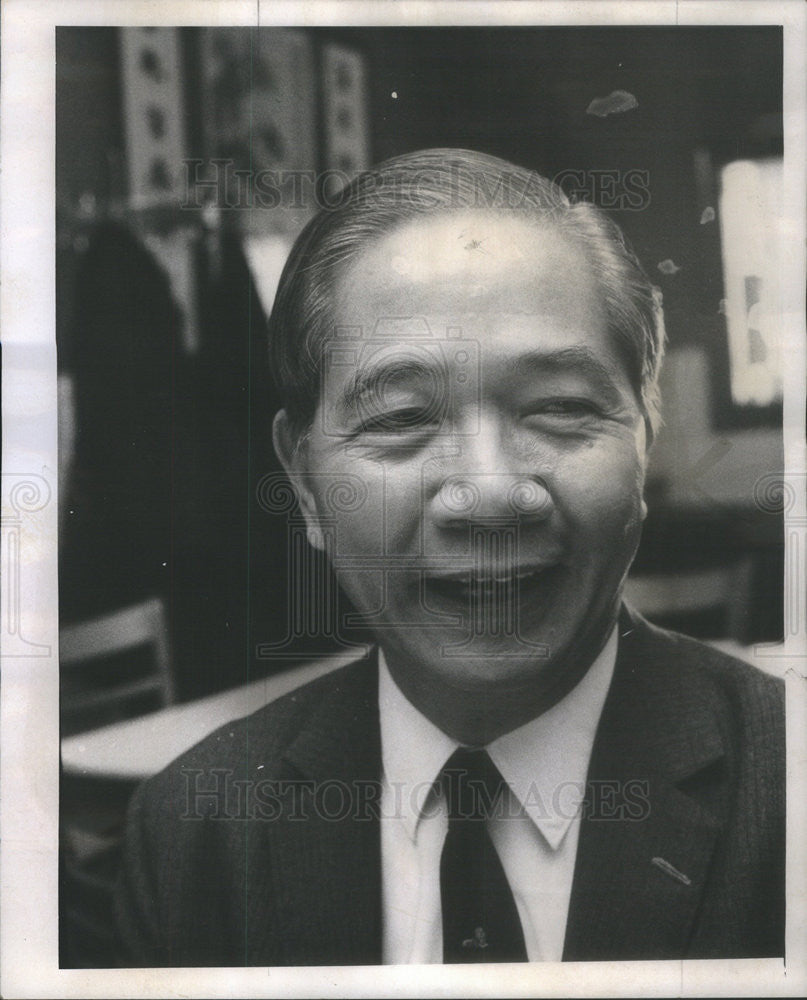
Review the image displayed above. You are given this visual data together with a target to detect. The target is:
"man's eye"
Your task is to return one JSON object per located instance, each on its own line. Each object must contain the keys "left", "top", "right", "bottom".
{"left": 358, "top": 408, "right": 439, "bottom": 433}
{"left": 529, "top": 399, "right": 601, "bottom": 418}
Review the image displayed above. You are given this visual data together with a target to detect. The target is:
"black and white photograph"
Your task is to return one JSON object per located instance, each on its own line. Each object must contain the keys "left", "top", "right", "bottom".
{"left": 1, "top": 2, "right": 805, "bottom": 997}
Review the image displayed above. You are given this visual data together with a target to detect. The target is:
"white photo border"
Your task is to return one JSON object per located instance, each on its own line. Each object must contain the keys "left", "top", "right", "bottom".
{"left": 1, "top": 2, "right": 805, "bottom": 997}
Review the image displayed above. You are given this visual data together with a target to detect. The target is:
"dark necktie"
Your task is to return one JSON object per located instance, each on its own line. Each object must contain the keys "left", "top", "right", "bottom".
{"left": 439, "top": 747, "right": 528, "bottom": 963}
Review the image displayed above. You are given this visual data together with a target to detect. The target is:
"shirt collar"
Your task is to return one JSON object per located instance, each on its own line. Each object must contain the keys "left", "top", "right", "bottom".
{"left": 378, "top": 655, "right": 458, "bottom": 841}
{"left": 378, "top": 627, "right": 618, "bottom": 851}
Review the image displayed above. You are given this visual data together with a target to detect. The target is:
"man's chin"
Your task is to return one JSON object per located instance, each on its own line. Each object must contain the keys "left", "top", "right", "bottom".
{"left": 383, "top": 599, "right": 619, "bottom": 694}
{"left": 387, "top": 631, "right": 566, "bottom": 694}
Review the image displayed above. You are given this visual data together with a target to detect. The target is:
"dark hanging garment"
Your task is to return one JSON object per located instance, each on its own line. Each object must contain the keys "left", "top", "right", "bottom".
{"left": 59, "top": 222, "right": 183, "bottom": 622}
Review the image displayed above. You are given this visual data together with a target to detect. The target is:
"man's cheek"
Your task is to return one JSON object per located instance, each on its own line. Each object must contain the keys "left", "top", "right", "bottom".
{"left": 561, "top": 471, "right": 645, "bottom": 541}
{"left": 333, "top": 508, "right": 384, "bottom": 561}
{"left": 561, "top": 475, "right": 638, "bottom": 519}
{"left": 310, "top": 462, "right": 387, "bottom": 560}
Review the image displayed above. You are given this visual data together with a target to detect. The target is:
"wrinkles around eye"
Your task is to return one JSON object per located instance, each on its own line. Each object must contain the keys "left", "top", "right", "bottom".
{"left": 525, "top": 399, "right": 603, "bottom": 419}
{"left": 357, "top": 408, "right": 442, "bottom": 434}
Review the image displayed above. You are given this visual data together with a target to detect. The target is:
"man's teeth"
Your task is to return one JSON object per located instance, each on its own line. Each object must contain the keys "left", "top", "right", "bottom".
{"left": 426, "top": 567, "right": 550, "bottom": 588}
{"left": 471, "top": 568, "right": 541, "bottom": 584}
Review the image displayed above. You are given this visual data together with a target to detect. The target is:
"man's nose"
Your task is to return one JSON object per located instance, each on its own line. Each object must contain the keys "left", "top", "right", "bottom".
{"left": 428, "top": 426, "right": 554, "bottom": 527}
{"left": 431, "top": 472, "right": 553, "bottom": 526}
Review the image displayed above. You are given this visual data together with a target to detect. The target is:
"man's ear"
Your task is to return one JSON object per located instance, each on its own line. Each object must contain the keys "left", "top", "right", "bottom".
{"left": 638, "top": 417, "right": 651, "bottom": 523}
{"left": 643, "top": 415, "right": 656, "bottom": 453}
{"left": 272, "top": 410, "right": 325, "bottom": 551}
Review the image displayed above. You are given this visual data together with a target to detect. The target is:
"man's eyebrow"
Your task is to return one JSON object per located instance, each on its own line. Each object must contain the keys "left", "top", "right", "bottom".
{"left": 337, "top": 357, "right": 440, "bottom": 414}
{"left": 507, "top": 347, "right": 626, "bottom": 399}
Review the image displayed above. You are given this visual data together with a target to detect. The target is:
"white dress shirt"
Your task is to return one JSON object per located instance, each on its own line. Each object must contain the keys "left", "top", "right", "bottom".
{"left": 379, "top": 627, "right": 618, "bottom": 964}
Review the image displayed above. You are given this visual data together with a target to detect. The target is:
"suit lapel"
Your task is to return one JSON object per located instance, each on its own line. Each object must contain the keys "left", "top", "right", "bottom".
{"left": 260, "top": 652, "right": 384, "bottom": 965}
{"left": 564, "top": 608, "right": 725, "bottom": 961}
{"left": 243, "top": 610, "right": 728, "bottom": 964}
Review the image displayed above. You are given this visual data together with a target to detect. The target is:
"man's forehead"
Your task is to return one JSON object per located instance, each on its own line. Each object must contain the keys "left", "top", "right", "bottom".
{"left": 381, "top": 213, "right": 538, "bottom": 282}
{"left": 333, "top": 210, "right": 593, "bottom": 310}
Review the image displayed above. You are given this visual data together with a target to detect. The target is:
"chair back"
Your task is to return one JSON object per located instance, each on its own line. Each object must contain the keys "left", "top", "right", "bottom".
{"left": 60, "top": 596, "right": 174, "bottom": 735}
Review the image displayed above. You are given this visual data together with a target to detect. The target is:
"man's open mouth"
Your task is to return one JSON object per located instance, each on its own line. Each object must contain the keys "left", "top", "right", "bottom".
{"left": 422, "top": 564, "right": 562, "bottom": 611}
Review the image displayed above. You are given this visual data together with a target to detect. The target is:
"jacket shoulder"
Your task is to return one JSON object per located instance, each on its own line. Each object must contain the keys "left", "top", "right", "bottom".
{"left": 633, "top": 614, "right": 783, "bottom": 700}
{"left": 620, "top": 611, "right": 785, "bottom": 756}
{"left": 115, "top": 653, "right": 379, "bottom": 965}
{"left": 135, "top": 654, "right": 376, "bottom": 807}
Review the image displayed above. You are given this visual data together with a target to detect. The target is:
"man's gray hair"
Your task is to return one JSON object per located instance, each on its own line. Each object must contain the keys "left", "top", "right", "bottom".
{"left": 268, "top": 147, "right": 665, "bottom": 439}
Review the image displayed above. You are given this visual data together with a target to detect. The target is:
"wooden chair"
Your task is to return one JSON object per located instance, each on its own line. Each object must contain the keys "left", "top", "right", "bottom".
{"left": 60, "top": 596, "right": 175, "bottom": 737}
{"left": 60, "top": 596, "right": 175, "bottom": 966}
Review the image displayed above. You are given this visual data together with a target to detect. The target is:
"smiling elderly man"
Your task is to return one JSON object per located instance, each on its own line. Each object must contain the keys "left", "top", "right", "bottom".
{"left": 115, "top": 148, "right": 784, "bottom": 966}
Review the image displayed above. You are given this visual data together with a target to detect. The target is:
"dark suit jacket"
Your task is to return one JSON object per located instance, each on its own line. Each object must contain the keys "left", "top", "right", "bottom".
{"left": 114, "top": 608, "right": 785, "bottom": 966}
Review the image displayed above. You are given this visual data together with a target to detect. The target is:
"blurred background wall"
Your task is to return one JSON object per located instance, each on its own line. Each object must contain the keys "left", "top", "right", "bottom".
{"left": 56, "top": 26, "right": 785, "bottom": 708}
